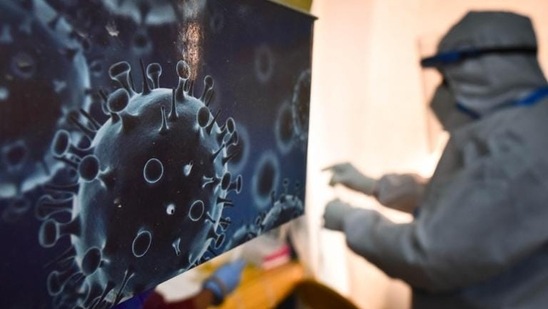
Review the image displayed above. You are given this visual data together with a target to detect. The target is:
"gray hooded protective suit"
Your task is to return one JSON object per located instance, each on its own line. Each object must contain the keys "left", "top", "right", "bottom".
{"left": 340, "top": 11, "right": 548, "bottom": 308}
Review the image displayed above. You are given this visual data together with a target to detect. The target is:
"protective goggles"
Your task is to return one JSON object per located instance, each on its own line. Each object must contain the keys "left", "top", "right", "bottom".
{"left": 420, "top": 46, "right": 537, "bottom": 68}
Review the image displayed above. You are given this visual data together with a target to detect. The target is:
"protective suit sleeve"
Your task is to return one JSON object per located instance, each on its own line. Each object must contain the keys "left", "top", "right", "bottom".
{"left": 341, "top": 139, "right": 548, "bottom": 292}
{"left": 375, "top": 173, "right": 427, "bottom": 214}
{"left": 324, "top": 163, "right": 427, "bottom": 214}
{"left": 324, "top": 162, "right": 377, "bottom": 195}
{"left": 323, "top": 199, "right": 355, "bottom": 231}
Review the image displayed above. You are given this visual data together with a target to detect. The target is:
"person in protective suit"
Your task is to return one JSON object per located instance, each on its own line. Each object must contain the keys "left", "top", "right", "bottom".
{"left": 323, "top": 11, "right": 548, "bottom": 308}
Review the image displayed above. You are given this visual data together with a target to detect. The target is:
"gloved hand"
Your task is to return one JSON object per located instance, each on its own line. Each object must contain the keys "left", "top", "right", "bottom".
{"left": 203, "top": 259, "right": 246, "bottom": 305}
{"left": 323, "top": 162, "right": 378, "bottom": 195}
{"left": 323, "top": 199, "right": 355, "bottom": 231}
{"left": 374, "top": 173, "right": 425, "bottom": 214}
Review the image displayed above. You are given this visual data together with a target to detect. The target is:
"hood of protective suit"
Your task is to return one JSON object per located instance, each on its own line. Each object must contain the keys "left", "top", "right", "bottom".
{"left": 437, "top": 11, "right": 536, "bottom": 53}
{"left": 425, "top": 11, "right": 547, "bottom": 121}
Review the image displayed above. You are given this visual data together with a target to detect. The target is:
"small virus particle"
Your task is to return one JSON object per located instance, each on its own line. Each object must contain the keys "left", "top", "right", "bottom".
{"left": 260, "top": 179, "right": 304, "bottom": 232}
{"left": 251, "top": 151, "right": 280, "bottom": 210}
{"left": 274, "top": 70, "right": 311, "bottom": 155}
{"left": 130, "top": 27, "right": 153, "bottom": 56}
{"left": 0, "top": 0, "right": 90, "bottom": 199}
{"left": 47, "top": 0, "right": 169, "bottom": 108}
{"left": 0, "top": 87, "right": 8, "bottom": 100}
{"left": 291, "top": 69, "right": 311, "bottom": 150}
{"left": 224, "top": 224, "right": 260, "bottom": 251}
{"left": 1, "top": 196, "right": 31, "bottom": 223}
{"left": 225, "top": 179, "right": 303, "bottom": 251}
{"left": 37, "top": 59, "right": 242, "bottom": 308}
{"left": 254, "top": 44, "right": 275, "bottom": 84}
{"left": 207, "top": 3, "right": 225, "bottom": 34}
{"left": 274, "top": 100, "right": 295, "bottom": 154}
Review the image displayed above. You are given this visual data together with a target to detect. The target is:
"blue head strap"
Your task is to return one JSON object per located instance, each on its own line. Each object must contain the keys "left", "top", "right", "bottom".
{"left": 421, "top": 46, "right": 537, "bottom": 68}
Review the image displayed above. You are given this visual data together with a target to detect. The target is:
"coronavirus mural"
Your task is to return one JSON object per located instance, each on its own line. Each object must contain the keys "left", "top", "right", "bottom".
{"left": 37, "top": 60, "right": 242, "bottom": 307}
{"left": 1, "top": 0, "right": 314, "bottom": 308}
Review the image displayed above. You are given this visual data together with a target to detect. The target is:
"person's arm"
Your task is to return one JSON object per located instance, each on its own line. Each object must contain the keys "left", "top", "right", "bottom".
{"left": 324, "top": 142, "right": 548, "bottom": 291}
{"left": 374, "top": 173, "right": 427, "bottom": 214}
{"left": 323, "top": 163, "right": 377, "bottom": 195}
{"left": 323, "top": 163, "right": 427, "bottom": 214}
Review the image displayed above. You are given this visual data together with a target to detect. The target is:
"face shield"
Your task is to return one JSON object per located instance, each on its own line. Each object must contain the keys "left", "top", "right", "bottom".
{"left": 420, "top": 11, "right": 538, "bottom": 125}
{"left": 420, "top": 46, "right": 538, "bottom": 127}
{"left": 418, "top": 36, "right": 472, "bottom": 138}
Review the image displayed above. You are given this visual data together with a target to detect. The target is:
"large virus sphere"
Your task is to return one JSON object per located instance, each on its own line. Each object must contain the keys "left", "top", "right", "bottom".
{"left": 37, "top": 60, "right": 242, "bottom": 308}
{"left": 0, "top": 0, "right": 89, "bottom": 198}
